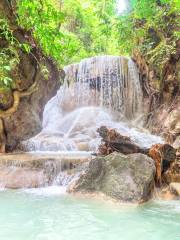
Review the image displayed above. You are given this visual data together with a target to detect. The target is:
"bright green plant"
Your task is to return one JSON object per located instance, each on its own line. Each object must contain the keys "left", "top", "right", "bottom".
{"left": 0, "top": 18, "right": 20, "bottom": 88}
{"left": 16, "top": 0, "right": 121, "bottom": 65}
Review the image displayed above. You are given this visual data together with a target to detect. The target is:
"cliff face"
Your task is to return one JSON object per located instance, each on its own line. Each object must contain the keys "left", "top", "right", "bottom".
{"left": 3, "top": 57, "right": 62, "bottom": 151}
{"left": 133, "top": 39, "right": 180, "bottom": 146}
{"left": 0, "top": 1, "right": 63, "bottom": 151}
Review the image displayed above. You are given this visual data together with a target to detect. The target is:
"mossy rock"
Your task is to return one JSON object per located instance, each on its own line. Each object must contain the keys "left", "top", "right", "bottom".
{"left": 0, "top": 88, "right": 13, "bottom": 110}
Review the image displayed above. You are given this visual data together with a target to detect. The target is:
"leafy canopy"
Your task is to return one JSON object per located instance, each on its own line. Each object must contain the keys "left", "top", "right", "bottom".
{"left": 17, "top": 0, "right": 120, "bottom": 65}
{"left": 0, "top": 0, "right": 179, "bottom": 88}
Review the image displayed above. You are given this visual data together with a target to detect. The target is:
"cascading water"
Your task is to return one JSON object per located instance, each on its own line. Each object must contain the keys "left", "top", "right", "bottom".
{"left": 62, "top": 55, "right": 143, "bottom": 119}
{"left": 21, "top": 55, "right": 163, "bottom": 153}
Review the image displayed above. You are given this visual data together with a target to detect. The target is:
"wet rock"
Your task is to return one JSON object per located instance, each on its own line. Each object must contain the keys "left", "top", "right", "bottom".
{"left": 173, "top": 135, "right": 180, "bottom": 149}
{"left": 97, "top": 126, "right": 146, "bottom": 155}
{"left": 69, "top": 152, "right": 156, "bottom": 203}
{"left": 0, "top": 89, "right": 13, "bottom": 110}
{"left": 157, "top": 186, "right": 178, "bottom": 200}
{"left": 170, "top": 182, "right": 180, "bottom": 196}
{"left": 0, "top": 1, "right": 63, "bottom": 151}
{"left": 148, "top": 143, "right": 176, "bottom": 186}
{"left": 163, "top": 160, "right": 180, "bottom": 183}
{"left": 0, "top": 167, "right": 48, "bottom": 189}
{"left": 164, "top": 109, "right": 180, "bottom": 136}
{"left": 76, "top": 142, "right": 89, "bottom": 151}
{"left": 3, "top": 58, "right": 63, "bottom": 151}
{"left": 0, "top": 152, "right": 91, "bottom": 189}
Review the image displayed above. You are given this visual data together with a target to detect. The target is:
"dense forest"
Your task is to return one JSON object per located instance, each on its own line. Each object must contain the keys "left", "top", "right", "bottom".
{"left": 1, "top": 0, "right": 179, "bottom": 87}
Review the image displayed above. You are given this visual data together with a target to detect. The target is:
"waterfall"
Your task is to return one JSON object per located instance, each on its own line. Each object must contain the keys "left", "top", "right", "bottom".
{"left": 59, "top": 56, "right": 143, "bottom": 119}
{"left": 20, "top": 55, "right": 162, "bottom": 152}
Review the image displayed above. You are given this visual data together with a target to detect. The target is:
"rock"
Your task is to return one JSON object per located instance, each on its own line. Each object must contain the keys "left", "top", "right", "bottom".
{"left": 69, "top": 152, "right": 156, "bottom": 203}
{"left": 157, "top": 186, "right": 178, "bottom": 200}
{"left": 97, "top": 126, "right": 176, "bottom": 187}
{"left": 0, "top": 167, "right": 48, "bottom": 189}
{"left": 163, "top": 160, "right": 180, "bottom": 183}
{"left": 173, "top": 135, "right": 180, "bottom": 149}
{"left": 0, "top": 1, "right": 64, "bottom": 151}
{"left": 164, "top": 109, "right": 180, "bottom": 136}
{"left": 0, "top": 89, "right": 13, "bottom": 110}
{"left": 170, "top": 182, "right": 180, "bottom": 196}
{"left": 97, "top": 126, "right": 146, "bottom": 155}
{"left": 148, "top": 143, "right": 176, "bottom": 186}
{"left": 76, "top": 142, "right": 89, "bottom": 151}
{"left": 3, "top": 58, "right": 63, "bottom": 151}
{"left": 0, "top": 152, "right": 91, "bottom": 189}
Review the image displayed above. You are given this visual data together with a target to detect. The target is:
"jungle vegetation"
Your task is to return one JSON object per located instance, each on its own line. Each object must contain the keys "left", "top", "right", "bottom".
{"left": 0, "top": 0, "right": 179, "bottom": 89}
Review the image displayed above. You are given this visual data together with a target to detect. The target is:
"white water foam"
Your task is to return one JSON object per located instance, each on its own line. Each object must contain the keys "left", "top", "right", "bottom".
{"left": 23, "top": 186, "right": 67, "bottom": 196}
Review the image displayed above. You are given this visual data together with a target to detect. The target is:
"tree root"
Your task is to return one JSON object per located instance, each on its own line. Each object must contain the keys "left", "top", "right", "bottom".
{"left": 0, "top": 81, "right": 38, "bottom": 118}
{"left": 0, "top": 118, "right": 6, "bottom": 153}
{"left": 0, "top": 81, "right": 38, "bottom": 152}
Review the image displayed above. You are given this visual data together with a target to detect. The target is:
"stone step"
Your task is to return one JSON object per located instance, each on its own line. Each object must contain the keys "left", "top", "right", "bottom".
{"left": 0, "top": 151, "right": 92, "bottom": 189}
{"left": 0, "top": 151, "right": 92, "bottom": 168}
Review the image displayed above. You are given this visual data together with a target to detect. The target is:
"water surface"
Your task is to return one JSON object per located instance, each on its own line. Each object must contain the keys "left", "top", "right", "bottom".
{"left": 0, "top": 188, "right": 179, "bottom": 240}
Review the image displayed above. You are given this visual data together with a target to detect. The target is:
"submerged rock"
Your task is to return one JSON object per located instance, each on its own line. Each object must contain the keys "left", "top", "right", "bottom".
{"left": 69, "top": 152, "right": 156, "bottom": 203}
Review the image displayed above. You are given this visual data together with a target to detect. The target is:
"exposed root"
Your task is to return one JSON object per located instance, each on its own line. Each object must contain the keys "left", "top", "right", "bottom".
{"left": 0, "top": 81, "right": 38, "bottom": 152}
{"left": 0, "top": 118, "right": 6, "bottom": 153}
{"left": 0, "top": 82, "right": 38, "bottom": 118}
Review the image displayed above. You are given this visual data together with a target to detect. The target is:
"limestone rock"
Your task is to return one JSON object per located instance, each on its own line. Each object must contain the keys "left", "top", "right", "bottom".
{"left": 0, "top": 89, "right": 13, "bottom": 110}
{"left": 173, "top": 136, "right": 180, "bottom": 149}
{"left": 163, "top": 160, "right": 180, "bottom": 183}
{"left": 170, "top": 182, "right": 180, "bottom": 196}
{"left": 69, "top": 152, "right": 156, "bottom": 203}
{"left": 157, "top": 186, "right": 178, "bottom": 200}
{"left": 164, "top": 109, "right": 180, "bottom": 136}
{"left": 3, "top": 59, "right": 63, "bottom": 151}
{"left": 0, "top": 152, "right": 91, "bottom": 189}
{"left": 0, "top": 167, "right": 48, "bottom": 189}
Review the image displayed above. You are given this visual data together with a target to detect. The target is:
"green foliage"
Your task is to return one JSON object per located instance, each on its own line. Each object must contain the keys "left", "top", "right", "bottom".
{"left": 0, "top": 18, "right": 20, "bottom": 88}
{"left": 0, "top": 16, "right": 33, "bottom": 89}
{"left": 17, "top": 0, "right": 177, "bottom": 69}
{"left": 147, "top": 41, "right": 176, "bottom": 70}
{"left": 116, "top": 0, "right": 179, "bottom": 71}
{"left": 17, "top": 0, "right": 65, "bottom": 63}
{"left": 17, "top": 0, "right": 120, "bottom": 65}
{"left": 1, "top": 0, "right": 178, "bottom": 90}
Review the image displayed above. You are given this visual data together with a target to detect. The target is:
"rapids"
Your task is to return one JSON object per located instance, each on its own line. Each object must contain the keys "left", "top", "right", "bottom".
{"left": 21, "top": 56, "right": 162, "bottom": 152}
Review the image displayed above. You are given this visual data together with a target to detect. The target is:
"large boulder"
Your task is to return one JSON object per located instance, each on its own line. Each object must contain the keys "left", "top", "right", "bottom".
{"left": 69, "top": 152, "right": 156, "bottom": 203}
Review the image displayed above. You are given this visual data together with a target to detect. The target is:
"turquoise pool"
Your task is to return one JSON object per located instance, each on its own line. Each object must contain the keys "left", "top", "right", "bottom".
{"left": 0, "top": 187, "right": 179, "bottom": 240}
